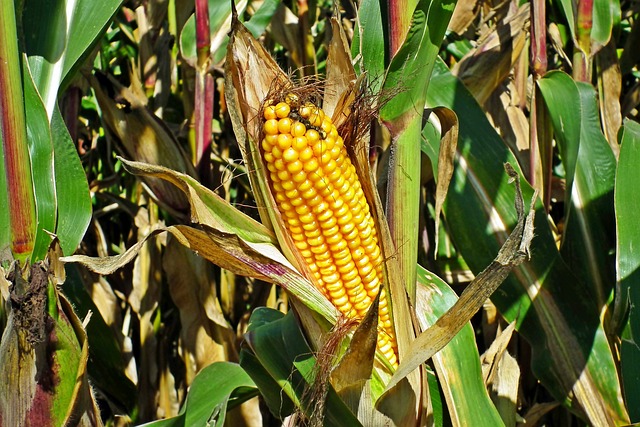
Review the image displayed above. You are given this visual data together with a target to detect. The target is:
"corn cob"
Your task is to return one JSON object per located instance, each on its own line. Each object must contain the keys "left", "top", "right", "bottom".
{"left": 261, "top": 95, "right": 398, "bottom": 367}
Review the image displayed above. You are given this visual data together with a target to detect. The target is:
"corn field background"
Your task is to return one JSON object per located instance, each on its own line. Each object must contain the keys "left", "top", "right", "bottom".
{"left": 1, "top": 0, "right": 639, "bottom": 425}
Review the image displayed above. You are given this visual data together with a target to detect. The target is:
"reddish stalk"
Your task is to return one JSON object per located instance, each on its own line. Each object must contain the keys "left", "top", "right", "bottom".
{"left": 574, "top": 0, "right": 593, "bottom": 82}
{"left": 529, "top": 0, "right": 550, "bottom": 207}
{"left": 194, "top": 0, "right": 213, "bottom": 170}
{"left": 387, "top": 0, "right": 417, "bottom": 58}
{"left": 0, "top": 0, "right": 36, "bottom": 260}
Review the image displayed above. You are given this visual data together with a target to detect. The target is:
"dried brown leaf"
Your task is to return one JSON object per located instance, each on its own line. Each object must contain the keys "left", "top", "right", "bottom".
{"left": 488, "top": 350, "right": 520, "bottom": 426}
{"left": 87, "top": 71, "right": 195, "bottom": 215}
{"left": 481, "top": 321, "right": 517, "bottom": 383}
{"left": 331, "top": 293, "right": 379, "bottom": 394}
{"left": 430, "top": 107, "right": 458, "bottom": 255}
{"left": 324, "top": 17, "right": 357, "bottom": 119}
{"left": 596, "top": 41, "right": 622, "bottom": 158}
{"left": 448, "top": 0, "right": 480, "bottom": 35}
{"left": 163, "top": 240, "right": 234, "bottom": 383}
{"left": 453, "top": 4, "right": 530, "bottom": 105}
{"left": 119, "top": 158, "right": 276, "bottom": 245}
{"left": 62, "top": 224, "right": 337, "bottom": 323}
{"left": 517, "top": 402, "right": 560, "bottom": 427}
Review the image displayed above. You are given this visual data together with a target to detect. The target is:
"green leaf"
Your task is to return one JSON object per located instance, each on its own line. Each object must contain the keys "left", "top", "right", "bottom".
{"left": 616, "top": 119, "right": 640, "bottom": 422}
{"left": 429, "top": 59, "right": 628, "bottom": 425}
{"left": 416, "top": 266, "right": 504, "bottom": 426}
{"left": 180, "top": 0, "right": 255, "bottom": 67}
{"left": 556, "top": 0, "right": 576, "bottom": 41}
{"left": 380, "top": 0, "right": 456, "bottom": 122}
{"left": 51, "top": 106, "right": 91, "bottom": 255}
{"left": 538, "top": 71, "right": 616, "bottom": 310}
{"left": 244, "top": 0, "right": 282, "bottom": 38}
{"left": 49, "top": 286, "right": 84, "bottom": 425}
{"left": 241, "top": 308, "right": 363, "bottom": 426}
{"left": 140, "top": 362, "right": 258, "bottom": 427}
{"left": 591, "top": 0, "right": 617, "bottom": 48}
{"left": 426, "top": 369, "right": 444, "bottom": 427}
{"left": 22, "top": 61, "right": 90, "bottom": 260}
{"left": 23, "top": 0, "right": 124, "bottom": 115}
{"left": 351, "top": 0, "right": 385, "bottom": 91}
{"left": 23, "top": 61, "right": 56, "bottom": 261}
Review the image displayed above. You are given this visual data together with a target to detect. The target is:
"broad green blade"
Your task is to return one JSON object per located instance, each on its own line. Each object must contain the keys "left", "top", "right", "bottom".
{"left": 592, "top": 0, "right": 617, "bottom": 48}
{"left": 616, "top": 120, "right": 640, "bottom": 422}
{"left": 22, "top": 47, "right": 91, "bottom": 260}
{"left": 240, "top": 308, "right": 363, "bottom": 426}
{"left": 538, "top": 71, "right": 616, "bottom": 311}
{"left": 242, "top": 0, "right": 282, "bottom": 39}
{"left": 22, "top": 0, "right": 124, "bottom": 116}
{"left": 51, "top": 106, "right": 91, "bottom": 255}
{"left": 429, "top": 59, "right": 628, "bottom": 425}
{"left": 140, "top": 362, "right": 258, "bottom": 427}
{"left": 22, "top": 61, "right": 56, "bottom": 261}
{"left": 416, "top": 266, "right": 504, "bottom": 426}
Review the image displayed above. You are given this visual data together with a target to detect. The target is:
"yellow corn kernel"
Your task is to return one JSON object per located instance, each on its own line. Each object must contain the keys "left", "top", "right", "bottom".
{"left": 261, "top": 97, "right": 398, "bottom": 367}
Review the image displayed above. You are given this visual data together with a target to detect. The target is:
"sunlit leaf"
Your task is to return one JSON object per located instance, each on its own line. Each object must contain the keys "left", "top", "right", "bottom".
{"left": 22, "top": 61, "right": 56, "bottom": 261}
{"left": 616, "top": 120, "right": 640, "bottom": 422}
{"left": 538, "top": 71, "right": 616, "bottom": 309}
{"left": 50, "top": 106, "right": 91, "bottom": 255}
{"left": 378, "top": 0, "right": 456, "bottom": 302}
{"left": 429, "top": 58, "right": 629, "bottom": 425}
{"left": 387, "top": 164, "right": 535, "bottom": 392}
{"left": 23, "top": 0, "right": 124, "bottom": 115}
{"left": 416, "top": 266, "right": 504, "bottom": 426}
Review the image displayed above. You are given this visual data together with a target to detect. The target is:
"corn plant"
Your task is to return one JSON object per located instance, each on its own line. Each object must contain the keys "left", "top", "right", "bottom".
{"left": 0, "top": 0, "right": 119, "bottom": 424}
{"left": 2, "top": 0, "right": 638, "bottom": 425}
